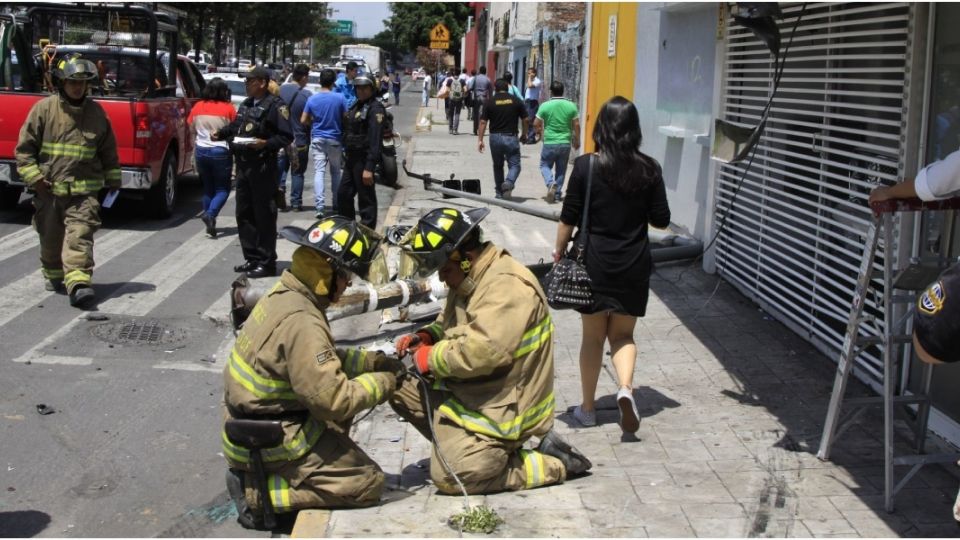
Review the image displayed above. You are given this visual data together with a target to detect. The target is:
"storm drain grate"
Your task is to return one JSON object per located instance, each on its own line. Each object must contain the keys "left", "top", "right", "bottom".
{"left": 119, "top": 321, "right": 163, "bottom": 343}
{"left": 90, "top": 319, "right": 187, "bottom": 346}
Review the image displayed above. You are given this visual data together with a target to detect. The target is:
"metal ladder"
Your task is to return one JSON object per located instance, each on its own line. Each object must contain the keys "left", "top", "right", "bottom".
{"left": 817, "top": 197, "right": 960, "bottom": 513}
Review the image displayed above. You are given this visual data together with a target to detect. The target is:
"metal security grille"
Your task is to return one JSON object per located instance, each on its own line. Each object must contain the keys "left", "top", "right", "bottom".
{"left": 715, "top": 2, "right": 914, "bottom": 387}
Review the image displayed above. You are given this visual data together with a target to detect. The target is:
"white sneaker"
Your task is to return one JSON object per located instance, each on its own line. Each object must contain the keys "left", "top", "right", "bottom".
{"left": 617, "top": 388, "right": 640, "bottom": 433}
{"left": 571, "top": 405, "right": 596, "bottom": 427}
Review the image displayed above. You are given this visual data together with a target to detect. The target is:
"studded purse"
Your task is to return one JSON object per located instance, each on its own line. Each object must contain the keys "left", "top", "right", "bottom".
{"left": 544, "top": 155, "right": 595, "bottom": 310}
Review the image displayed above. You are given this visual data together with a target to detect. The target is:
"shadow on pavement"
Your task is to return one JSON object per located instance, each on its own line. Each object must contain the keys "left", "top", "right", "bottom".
{"left": 649, "top": 259, "right": 960, "bottom": 535}
{"left": 0, "top": 510, "right": 51, "bottom": 538}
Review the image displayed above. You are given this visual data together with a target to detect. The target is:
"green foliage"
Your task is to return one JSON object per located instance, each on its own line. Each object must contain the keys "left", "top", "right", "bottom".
{"left": 386, "top": 2, "right": 471, "bottom": 59}
{"left": 448, "top": 506, "right": 503, "bottom": 534}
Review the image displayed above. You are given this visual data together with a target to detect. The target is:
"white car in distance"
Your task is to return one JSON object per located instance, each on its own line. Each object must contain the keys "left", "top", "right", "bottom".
{"left": 203, "top": 72, "right": 247, "bottom": 109}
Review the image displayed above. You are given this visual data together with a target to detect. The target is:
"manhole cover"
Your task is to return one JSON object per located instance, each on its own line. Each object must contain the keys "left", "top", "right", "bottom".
{"left": 413, "top": 150, "right": 460, "bottom": 156}
{"left": 90, "top": 320, "right": 187, "bottom": 346}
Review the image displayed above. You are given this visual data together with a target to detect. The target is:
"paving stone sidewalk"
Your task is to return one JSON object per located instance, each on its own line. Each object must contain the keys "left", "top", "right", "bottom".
{"left": 311, "top": 100, "right": 960, "bottom": 538}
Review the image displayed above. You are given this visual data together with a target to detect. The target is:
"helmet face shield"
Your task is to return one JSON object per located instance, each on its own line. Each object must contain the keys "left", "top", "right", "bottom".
{"left": 398, "top": 249, "right": 450, "bottom": 279}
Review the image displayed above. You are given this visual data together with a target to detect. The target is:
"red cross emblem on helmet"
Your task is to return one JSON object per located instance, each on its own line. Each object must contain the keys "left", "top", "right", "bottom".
{"left": 308, "top": 228, "right": 323, "bottom": 243}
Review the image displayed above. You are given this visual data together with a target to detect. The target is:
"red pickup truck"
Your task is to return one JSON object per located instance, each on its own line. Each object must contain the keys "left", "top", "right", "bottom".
{"left": 0, "top": 5, "right": 204, "bottom": 217}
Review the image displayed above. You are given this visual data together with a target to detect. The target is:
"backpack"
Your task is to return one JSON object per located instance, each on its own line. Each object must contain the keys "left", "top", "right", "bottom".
{"left": 450, "top": 78, "right": 463, "bottom": 101}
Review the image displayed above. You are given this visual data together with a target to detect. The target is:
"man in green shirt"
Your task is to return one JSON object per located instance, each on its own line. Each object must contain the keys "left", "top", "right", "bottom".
{"left": 533, "top": 81, "right": 580, "bottom": 204}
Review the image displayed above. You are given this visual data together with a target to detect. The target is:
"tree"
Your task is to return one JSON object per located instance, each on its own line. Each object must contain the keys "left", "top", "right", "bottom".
{"left": 386, "top": 3, "right": 470, "bottom": 62}
{"left": 415, "top": 47, "right": 446, "bottom": 75}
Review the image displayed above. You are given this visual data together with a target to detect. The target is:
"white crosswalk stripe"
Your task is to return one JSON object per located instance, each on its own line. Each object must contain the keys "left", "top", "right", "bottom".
{"left": 0, "top": 228, "right": 144, "bottom": 328}
{"left": 0, "top": 227, "right": 40, "bottom": 264}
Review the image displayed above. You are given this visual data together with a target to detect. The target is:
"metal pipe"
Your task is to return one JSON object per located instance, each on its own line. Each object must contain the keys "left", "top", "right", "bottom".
{"left": 327, "top": 276, "right": 447, "bottom": 321}
{"left": 425, "top": 183, "right": 562, "bottom": 220}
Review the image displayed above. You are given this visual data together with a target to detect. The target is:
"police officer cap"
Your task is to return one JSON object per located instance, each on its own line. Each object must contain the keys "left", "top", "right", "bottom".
{"left": 243, "top": 66, "right": 272, "bottom": 81}
{"left": 353, "top": 76, "right": 375, "bottom": 88}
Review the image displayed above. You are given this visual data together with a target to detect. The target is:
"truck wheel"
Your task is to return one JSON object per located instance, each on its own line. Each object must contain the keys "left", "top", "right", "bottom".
{"left": 0, "top": 185, "right": 23, "bottom": 210}
{"left": 147, "top": 152, "right": 177, "bottom": 218}
{"left": 380, "top": 154, "right": 398, "bottom": 188}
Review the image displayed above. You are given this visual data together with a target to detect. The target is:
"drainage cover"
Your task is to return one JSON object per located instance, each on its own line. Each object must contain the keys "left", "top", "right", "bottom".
{"left": 90, "top": 320, "right": 187, "bottom": 346}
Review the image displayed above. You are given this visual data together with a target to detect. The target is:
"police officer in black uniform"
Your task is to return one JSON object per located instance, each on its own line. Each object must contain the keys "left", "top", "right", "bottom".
{"left": 338, "top": 75, "right": 386, "bottom": 229}
{"left": 214, "top": 66, "right": 293, "bottom": 278}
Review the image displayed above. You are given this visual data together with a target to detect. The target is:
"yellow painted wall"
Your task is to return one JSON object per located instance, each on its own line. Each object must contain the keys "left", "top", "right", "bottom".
{"left": 585, "top": 2, "right": 637, "bottom": 152}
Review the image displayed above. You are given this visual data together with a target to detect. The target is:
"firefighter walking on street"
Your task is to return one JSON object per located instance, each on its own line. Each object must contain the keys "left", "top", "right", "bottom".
{"left": 337, "top": 76, "right": 385, "bottom": 229}
{"left": 15, "top": 56, "right": 121, "bottom": 308}
{"left": 223, "top": 216, "right": 401, "bottom": 528}
{"left": 391, "top": 207, "right": 592, "bottom": 495}
{"left": 214, "top": 66, "right": 293, "bottom": 279}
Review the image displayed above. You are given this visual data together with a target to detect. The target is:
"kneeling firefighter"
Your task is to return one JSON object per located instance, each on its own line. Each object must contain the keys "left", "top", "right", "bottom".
{"left": 222, "top": 216, "right": 402, "bottom": 528}
{"left": 391, "top": 207, "right": 592, "bottom": 495}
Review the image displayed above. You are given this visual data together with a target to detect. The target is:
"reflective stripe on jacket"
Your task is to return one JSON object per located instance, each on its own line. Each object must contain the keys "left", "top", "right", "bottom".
{"left": 422, "top": 243, "right": 556, "bottom": 441}
{"left": 15, "top": 94, "right": 121, "bottom": 193}
{"left": 222, "top": 271, "right": 392, "bottom": 473}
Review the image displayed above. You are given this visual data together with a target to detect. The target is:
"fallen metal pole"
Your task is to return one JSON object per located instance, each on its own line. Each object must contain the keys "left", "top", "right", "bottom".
{"left": 425, "top": 183, "right": 562, "bottom": 221}
{"left": 327, "top": 276, "right": 447, "bottom": 321}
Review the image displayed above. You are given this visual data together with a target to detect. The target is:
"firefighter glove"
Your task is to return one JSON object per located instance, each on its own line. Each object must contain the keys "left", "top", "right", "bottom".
{"left": 396, "top": 331, "right": 433, "bottom": 357}
{"left": 371, "top": 351, "right": 405, "bottom": 377}
{"left": 413, "top": 344, "right": 433, "bottom": 375}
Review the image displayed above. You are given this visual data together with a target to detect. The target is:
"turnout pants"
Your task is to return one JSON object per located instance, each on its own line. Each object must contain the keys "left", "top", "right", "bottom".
{"left": 390, "top": 377, "right": 565, "bottom": 495}
{"left": 235, "top": 157, "right": 279, "bottom": 267}
{"left": 240, "top": 424, "right": 384, "bottom": 512}
{"left": 32, "top": 190, "right": 100, "bottom": 293}
{"left": 337, "top": 153, "right": 378, "bottom": 229}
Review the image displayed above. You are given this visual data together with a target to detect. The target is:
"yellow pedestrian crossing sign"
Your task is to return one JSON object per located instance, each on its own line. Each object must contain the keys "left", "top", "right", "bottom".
{"left": 430, "top": 23, "right": 450, "bottom": 50}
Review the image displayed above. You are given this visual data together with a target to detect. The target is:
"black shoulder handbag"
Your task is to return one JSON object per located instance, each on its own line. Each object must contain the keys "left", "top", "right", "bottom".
{"left": 544, "top": 155, "right": 594, "bottom": 310}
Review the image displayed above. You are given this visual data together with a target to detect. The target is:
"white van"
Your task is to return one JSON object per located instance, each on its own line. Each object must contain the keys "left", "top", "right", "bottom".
{"left": 186, "top": 50, "right": 212, "bottom": 70}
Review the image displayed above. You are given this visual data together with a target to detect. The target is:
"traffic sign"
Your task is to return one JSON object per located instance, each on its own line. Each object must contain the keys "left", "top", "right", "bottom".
{"left": 429, "top": 23, "right": 449, "bottom": 49}
{"left": 334, "top": 19, "right": 354, "bottom": 36}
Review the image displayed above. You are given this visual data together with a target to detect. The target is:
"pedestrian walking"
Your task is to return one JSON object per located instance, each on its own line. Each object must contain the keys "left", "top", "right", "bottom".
{"left": 534, "top": 81, "right": 580, "bottom": 203}
{"left": 391, "top": 72, "right": 401, "bottom": 105}
{"left": 334, "top": 61, "right": 359, "bottom": 109}
{"left": 444, "top": 69, "right": 464, "bottom": 135}
{"left": 465, "top": 69, "right": 476, "bottom": 120}
{"left": 552, "top": 96, "right": 671, "bottom": 434}
{"left": 477, "top": 79, "right": 528, "bottom": 199}
{"left": 421, "top": 73, "right": 432, "bottom": 107}
{"left": 224, "top": 217, "right": 400, "bottom": 528}
{"left": 277, "top": 64, "right": 312, "bottom": 212}
{"left": 524, "top": 67, "right": 542, "bottom": 144}
{"left": 214, "top": 66, "right": 293, "bottom": 279}
{"left": 301, "top": 69, "right": 347, "bottom": 217}
{"left": 15, "top": 57, "right": 121, "bottom": 308}
{"left": 392, "top": 207, "right": 592, "bottom": 495}
{"left": 188, "top": 78, "right": 237, "bottom": 238}
{"left": 467, "top": 66, "right": 492, "bottom": 135}
{"left": 338, "top": 76, "right": 385, "bottom": 229}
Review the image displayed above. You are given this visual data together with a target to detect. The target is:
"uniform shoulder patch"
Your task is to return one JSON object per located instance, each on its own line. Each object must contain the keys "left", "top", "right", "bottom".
{"left": 280, "top": 105, "right": 290, "bottom": 121}
{"left": 316, "top": 349, "right": 336, "bottom": 366}
{"left": 376, "top": 113, "right": 383, "bottom": 124}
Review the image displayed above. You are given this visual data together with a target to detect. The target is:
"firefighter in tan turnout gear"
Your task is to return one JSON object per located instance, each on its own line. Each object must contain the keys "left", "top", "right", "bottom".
{"left": 222, "top": 216, "right": 401, "bottom": 529}
{"left": 391, "top": 207, "right": 592, "bottom": 494}
{"left": 15, "top": 56, "right": 121, "bottom": 308}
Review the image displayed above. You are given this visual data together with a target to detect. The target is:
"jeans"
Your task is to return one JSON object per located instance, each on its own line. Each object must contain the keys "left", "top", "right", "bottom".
{"left": 311, "top": 138, "right": 343, "bottom": 212}
{"left": 393, "top": 89, "right": 400, "bottom": 105}
{"left": 524, "top": 99, "right": 540, "bottom": 143}
{"left": 489, "top": 133, "right": 521, "bottom": 195}
{"left": 422, "top": 89, "right": 430, "bottom": 107}
{"left": 278, "top": 145, "right": 309, "bottom": 207}
{"left": 447, "top": 100, "right": 463, "bottom": 133}
{"left": 540, "top": 144, "right": 572, "bottom": 197}
{"left": 195, "top": 145, "right": 233, "bottom": 219}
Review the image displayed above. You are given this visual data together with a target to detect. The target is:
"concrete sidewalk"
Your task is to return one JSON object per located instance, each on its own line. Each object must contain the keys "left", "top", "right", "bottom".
{"left": 297, "top": 99, "right": 960, "bottom": 537}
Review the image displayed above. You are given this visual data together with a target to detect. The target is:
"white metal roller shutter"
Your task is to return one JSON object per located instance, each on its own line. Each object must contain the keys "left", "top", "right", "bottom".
{"left": 715, "top": 2, "right": 913, "bottom": 387}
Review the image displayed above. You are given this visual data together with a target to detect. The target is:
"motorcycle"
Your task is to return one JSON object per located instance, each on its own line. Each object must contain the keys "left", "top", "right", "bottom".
{"left": 376, "top": 90, "right": 400, "bottom": 188}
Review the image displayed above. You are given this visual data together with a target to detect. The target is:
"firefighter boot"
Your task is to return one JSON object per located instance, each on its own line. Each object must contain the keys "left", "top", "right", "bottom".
{"left": 537, "top": 430, "right": 592, "bottom": 477}
{"left": 69, "top": 285, "right": 96, "bottom": 308}
{"left": 226, "top": 468, "right": 263, "bottom": 530}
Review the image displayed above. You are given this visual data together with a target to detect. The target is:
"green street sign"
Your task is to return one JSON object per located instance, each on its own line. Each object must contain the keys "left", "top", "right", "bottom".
{"left": 334, "top": 20, "right": 353, "bottom": 36}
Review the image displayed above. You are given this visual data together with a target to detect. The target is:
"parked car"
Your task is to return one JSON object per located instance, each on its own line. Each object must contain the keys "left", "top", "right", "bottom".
{"left": 237, "top": 58, "right": 252, "bottom": 70}
{"left": 0, "top": 5, "right": 204, "bottom": 217}
{"left": 413, "top": 69, "right": 426, "bottom": 81}
{"left": 203, "top": 72, "right": 246, "bottom": 109}
{"left": 283, "top": 71, "right": 323, "bottom": 95}
{"left": 186, "top": 49, "right": 212, "bottom": 71}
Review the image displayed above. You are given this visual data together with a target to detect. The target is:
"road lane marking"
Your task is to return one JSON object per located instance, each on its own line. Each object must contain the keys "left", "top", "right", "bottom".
{"left": 0, "top": 227, "right": 40, "bottom": 264}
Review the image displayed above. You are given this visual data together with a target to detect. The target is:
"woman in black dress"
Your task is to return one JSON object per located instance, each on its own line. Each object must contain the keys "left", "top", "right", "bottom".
{"left": 552, "top": 96, "right": 671, "bottom": 434}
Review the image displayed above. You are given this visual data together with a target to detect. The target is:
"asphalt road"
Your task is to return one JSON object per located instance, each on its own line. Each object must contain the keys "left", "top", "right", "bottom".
{"left": 0, "top": 80, "right": 420, "bottom": 538}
